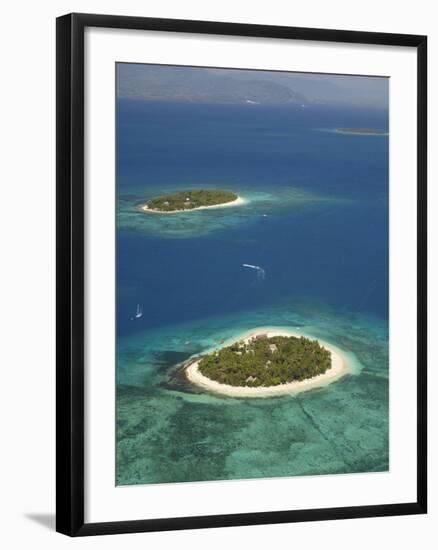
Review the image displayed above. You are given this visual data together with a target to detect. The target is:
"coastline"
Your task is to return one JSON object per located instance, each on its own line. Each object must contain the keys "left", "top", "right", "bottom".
{"left": 140, "top": 195, "right": 246, "bottom": 214}
{"left": 185, "top": 327, "right": 351, "bottom": 398}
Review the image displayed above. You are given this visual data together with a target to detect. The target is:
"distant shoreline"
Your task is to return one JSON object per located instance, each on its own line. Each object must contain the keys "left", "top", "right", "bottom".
{"left": 141, "top": 195, "right": 246, "bottom": 214}
{"left": 185, "top": 328, "right": 351, "bottom": 398}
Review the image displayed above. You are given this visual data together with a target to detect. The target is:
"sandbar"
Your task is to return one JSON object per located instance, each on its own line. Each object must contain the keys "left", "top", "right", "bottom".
{"left": 334, "top": 128, "right": 389, "bottom": 136}
{"left": 185, "top": 328, "right": 351, "bottom": 398}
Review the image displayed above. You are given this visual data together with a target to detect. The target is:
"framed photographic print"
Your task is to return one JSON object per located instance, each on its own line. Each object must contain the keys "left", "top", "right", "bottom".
{"left": 56, "top": 13, "right": 427, "bottom": 536}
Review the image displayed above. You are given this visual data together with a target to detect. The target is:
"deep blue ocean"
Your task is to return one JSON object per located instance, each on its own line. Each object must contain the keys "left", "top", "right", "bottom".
{"left": 116, "top": 98, "right": 389, "bottom": 486}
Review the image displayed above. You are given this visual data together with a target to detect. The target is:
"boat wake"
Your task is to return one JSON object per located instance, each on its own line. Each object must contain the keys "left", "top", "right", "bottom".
{"left": 242, "top": 263, "right": 266, "bottom": 281}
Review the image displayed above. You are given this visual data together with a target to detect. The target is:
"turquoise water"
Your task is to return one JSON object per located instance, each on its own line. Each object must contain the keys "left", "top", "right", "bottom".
{"left": 116, "top": 99, "right": 389, "bottom": 485}
{"left": 116, "top": 303, "right": 388, "bottom": 485}
{"left": 117, "top": 184, "right": 338, "bottom": 239}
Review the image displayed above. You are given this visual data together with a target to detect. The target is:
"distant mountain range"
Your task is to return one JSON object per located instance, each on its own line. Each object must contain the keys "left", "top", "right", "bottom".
{"left": 117, "top": 65, "right": 308, "bottom": 105}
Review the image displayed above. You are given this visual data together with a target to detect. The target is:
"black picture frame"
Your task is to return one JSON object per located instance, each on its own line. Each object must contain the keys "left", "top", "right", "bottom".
{"left": 56, "top": 12, "right": 427, "bottom": 537}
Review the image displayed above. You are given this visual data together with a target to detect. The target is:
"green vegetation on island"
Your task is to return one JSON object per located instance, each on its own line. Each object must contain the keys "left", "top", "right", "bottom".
{"left": 145, "top": 189, "right": 238, "bottom": 212}
{"left": 335, "top": 128, "right": 388, "bottom": 136}
{"left": 197, "top": 334, "right": 331, "bottom": 387}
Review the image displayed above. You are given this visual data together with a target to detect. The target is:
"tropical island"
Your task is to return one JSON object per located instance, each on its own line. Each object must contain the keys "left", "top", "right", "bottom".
{"left": 185, "top": 329, "right": 350, "bottom": 398}
{"left": 335, "top": 127, "right": 389, "bottom": 136}
{"left": 141, "top": 189, "right": 244, "bottom": 213}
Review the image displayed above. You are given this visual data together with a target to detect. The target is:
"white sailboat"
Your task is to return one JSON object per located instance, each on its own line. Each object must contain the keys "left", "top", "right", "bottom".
{"left": 134, "top": 304, "right": 143, "bottom": 319}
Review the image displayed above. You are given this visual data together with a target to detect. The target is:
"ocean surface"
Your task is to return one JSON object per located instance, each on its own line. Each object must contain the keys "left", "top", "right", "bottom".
{"left": 116, "top": 98, "right": 389, "bottom": 486}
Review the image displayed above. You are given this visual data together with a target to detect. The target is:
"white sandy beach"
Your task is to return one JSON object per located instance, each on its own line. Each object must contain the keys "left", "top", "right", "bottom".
{"left": 185, "top": 328, "right": 351, "bottom": 398}
{"left": 141, "top": 195, "right": 246, "bottom": 214}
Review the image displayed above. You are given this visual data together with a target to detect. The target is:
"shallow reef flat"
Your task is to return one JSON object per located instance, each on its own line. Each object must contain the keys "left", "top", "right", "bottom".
{"left": 116, "top": 304, "right": 388, "bottom": 485}
{"left": 117, "top": 184, "right": 335, "bottom": 239}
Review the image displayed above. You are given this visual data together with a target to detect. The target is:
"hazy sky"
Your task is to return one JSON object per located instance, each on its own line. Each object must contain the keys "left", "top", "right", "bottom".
{"left": 117, "top": 63, "right": 389, "bottom": 109}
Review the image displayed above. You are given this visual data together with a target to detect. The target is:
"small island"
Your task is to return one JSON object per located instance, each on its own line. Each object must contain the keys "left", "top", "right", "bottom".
{"left": 335, "top": 128, "right": 389, "bottom": 136}
{"left": 141, "top": 189, "right": 244, "bottom": 213}
{"left": 185, "top": 329, "right": 350, "bottom": 398}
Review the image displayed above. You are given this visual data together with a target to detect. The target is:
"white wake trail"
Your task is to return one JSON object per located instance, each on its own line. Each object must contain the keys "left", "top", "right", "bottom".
{"left": 242, "top": 263, "right": 266, "bottom": 281}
